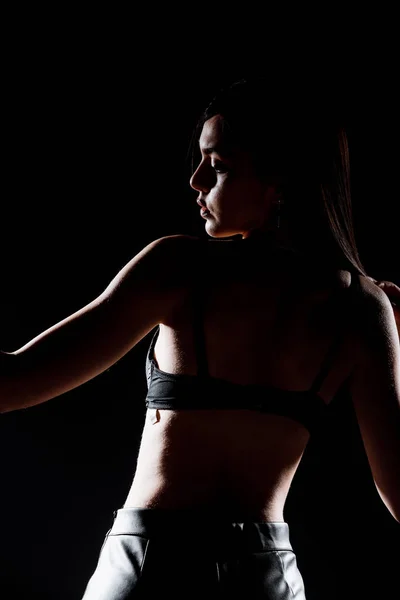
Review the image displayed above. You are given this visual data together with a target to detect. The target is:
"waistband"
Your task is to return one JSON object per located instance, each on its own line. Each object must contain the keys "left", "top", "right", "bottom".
{"left": 110, "top": 507, "right": 293, "bottom": 554}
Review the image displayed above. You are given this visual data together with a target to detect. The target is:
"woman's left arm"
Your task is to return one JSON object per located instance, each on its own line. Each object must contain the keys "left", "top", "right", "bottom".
{"left": 367, "top": 278, "right": 399, "bottom": 336}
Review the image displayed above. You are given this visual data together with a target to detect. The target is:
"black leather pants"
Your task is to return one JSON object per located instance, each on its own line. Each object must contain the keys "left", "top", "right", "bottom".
{"left": 81, "top": 508, "right": 306, "bottom": 599}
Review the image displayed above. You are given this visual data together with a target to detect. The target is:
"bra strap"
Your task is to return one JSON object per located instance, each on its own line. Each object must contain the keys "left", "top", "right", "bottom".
{"left": 309, "top": 331, "right": 344, "bottom": 394}
{"left": 309, "top": 285, "right": 349, "bottom": 394}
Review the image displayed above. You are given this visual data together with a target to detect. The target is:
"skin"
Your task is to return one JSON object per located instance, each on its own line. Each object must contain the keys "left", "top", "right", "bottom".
{"left": 123, "top": 116, "right": 400, "bottom": 523}
{"left": 367, "top": 279, "right": 399, "bottom": 332}
{"left": 191, "top": 113, "right": 400, "bottom": 328}
{"left": 1, "top": 114, "right": 399, "bottom": 526}
{"left": 190, "top": 114, "right": 285, "bottom": 240}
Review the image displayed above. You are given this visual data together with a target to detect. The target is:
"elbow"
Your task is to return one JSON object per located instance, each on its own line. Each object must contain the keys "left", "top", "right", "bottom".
{"left": 0, "top": 399, "right": 18, "bottom": 414}
{"left": 0, "top": 395, "right": 11, "bottom": 414}
{"left": 0, "top": 381, "right": 10, "bottom": 413}
{"left": 0, "top": 353, "right": 17, "bottom": 413}
{"left": 0, "top": 390, "right": 18, "bottom": 414}
{"left": 375, "top": 482, "right": 400, "bottom": 524}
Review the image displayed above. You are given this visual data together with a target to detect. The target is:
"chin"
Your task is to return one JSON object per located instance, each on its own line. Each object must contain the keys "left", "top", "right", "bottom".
{"left": 205, "top": 220, "right": 243, "bottom": 239}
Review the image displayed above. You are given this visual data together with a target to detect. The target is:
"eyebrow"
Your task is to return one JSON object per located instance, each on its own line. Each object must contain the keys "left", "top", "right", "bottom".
{"left": 200, "top": 143, "right": 234, "bottom": 157}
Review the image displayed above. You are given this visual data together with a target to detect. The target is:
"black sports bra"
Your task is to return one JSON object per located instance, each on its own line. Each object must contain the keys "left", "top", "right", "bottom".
{"left": 145, "top": 277, "right": 352, "bottom": 434}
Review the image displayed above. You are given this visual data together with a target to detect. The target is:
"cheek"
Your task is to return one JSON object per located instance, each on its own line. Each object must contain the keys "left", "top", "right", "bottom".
{"left": 231, "top": 180, "right": 263, "bottom": 211}
{"left": 212, "top": 177, "right": 263, "bottom": 216}
{"left": 246, "top": 181, "right": 267, "bottom": 209}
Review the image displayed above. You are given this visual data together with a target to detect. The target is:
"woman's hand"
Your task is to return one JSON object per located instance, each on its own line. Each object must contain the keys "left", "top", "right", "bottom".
{"left": 367, "top": 277, "right": 400, "bottom": 334}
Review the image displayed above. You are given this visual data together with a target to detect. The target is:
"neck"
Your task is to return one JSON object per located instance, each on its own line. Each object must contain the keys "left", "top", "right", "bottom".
{"left": 242, "top": 223, "right": 297, "bottom": 252}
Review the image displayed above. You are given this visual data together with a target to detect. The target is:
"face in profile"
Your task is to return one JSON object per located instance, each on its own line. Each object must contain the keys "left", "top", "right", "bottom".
{"left": 190, "top": 115, "right": 279, "bottom": 239}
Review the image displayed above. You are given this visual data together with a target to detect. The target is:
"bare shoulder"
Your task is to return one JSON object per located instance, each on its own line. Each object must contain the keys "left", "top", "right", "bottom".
{"left": 152, "top": 233, "right": 202, "bottom": 271}
{"left": 162, "top": 234, "right": 203, "bottom": 250}
{"left": 137, "top": 234, "right": 203, "bottom": 302}
{"left": 157, "top": 234, "right": 201, "bottom": 244}
{"left": 153, "top": 234, "right": 201, "bottom": 253}
{"left": 349, "top": 274, "right": 398, "bottom": 352}
{"left": 136, "top": 234, "right": 201, "bottom": 271}
{"left": 96, "top": 233, "right": 201, "bottom": 321}
{"left": 139, "top": 233, "right": 200, "bottom": 254}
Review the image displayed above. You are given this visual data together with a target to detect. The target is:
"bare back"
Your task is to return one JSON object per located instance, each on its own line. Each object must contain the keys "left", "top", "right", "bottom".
{"left": 125, "top": 238, "right": 357, "bottom": 521}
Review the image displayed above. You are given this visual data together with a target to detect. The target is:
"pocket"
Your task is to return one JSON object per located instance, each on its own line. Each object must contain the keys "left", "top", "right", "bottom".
{"left": 82, "top": 535, "right": 151, "bottom": 599}
{"left": 276, "top": 550, "right": 306, "bottom": 599}
{"left": 98, "top": 527, "right": 112, "bottom": 557}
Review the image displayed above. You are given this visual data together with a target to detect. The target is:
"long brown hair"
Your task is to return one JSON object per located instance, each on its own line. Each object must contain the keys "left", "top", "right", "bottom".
{"left": 189, "top": 77, "right": 368, "bottom": 277}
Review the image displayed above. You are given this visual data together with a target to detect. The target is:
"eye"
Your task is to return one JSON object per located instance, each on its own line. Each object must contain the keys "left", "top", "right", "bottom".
{"left": 212, "top": 160, "right": 229, "bottom": 173}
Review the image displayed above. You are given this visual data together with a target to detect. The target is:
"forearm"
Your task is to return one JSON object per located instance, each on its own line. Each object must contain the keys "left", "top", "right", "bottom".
{"left": 0, "top": 299, "right": 121, "bottom": 414}
{"left": 0, "top": 350, "right": 56, "bottom": 414}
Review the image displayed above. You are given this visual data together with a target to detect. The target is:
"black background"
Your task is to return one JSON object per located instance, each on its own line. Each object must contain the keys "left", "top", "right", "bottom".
{"left": 0, "top": 14, "right": 399, "bottom": 600}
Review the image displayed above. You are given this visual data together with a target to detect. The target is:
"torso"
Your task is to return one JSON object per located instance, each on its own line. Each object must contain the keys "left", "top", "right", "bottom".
{"left": 124, "top": 237, "right": 358, "bottom": 521}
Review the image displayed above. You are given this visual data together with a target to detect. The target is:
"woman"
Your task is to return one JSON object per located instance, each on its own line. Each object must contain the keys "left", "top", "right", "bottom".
{"left": 1, "top": 78, "right": 399, "bottom": 599}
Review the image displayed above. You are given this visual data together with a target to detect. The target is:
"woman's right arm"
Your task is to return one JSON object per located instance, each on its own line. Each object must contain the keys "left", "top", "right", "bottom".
{"left": 367, "top": 277, "right": 399, "bottom": 335}
{"left": 349, "top": 277, "right": 400, "bottom": 523}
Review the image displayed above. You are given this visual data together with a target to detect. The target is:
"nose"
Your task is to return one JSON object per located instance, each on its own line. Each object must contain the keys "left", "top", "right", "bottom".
{"left": 189, "top": 162, "right": 212, "bottom": 193}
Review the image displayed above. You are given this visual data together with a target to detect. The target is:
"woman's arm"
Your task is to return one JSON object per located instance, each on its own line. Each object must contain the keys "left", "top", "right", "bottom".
{"left": 0, "top": 235, "right": 190, "bottom": 414}
{"left": 367, "top": 277, "right": 399, "bottom": 335}
{"left": 349, "top": 277, "right": 400, "bottom": 523}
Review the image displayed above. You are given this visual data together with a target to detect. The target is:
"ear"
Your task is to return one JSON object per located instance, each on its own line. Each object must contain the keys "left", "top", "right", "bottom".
{"left": 264, "top": 175, "right": 284, "bottom": 201}
{"left": 265, "top": 183, "right": 284, "bottom": 206}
